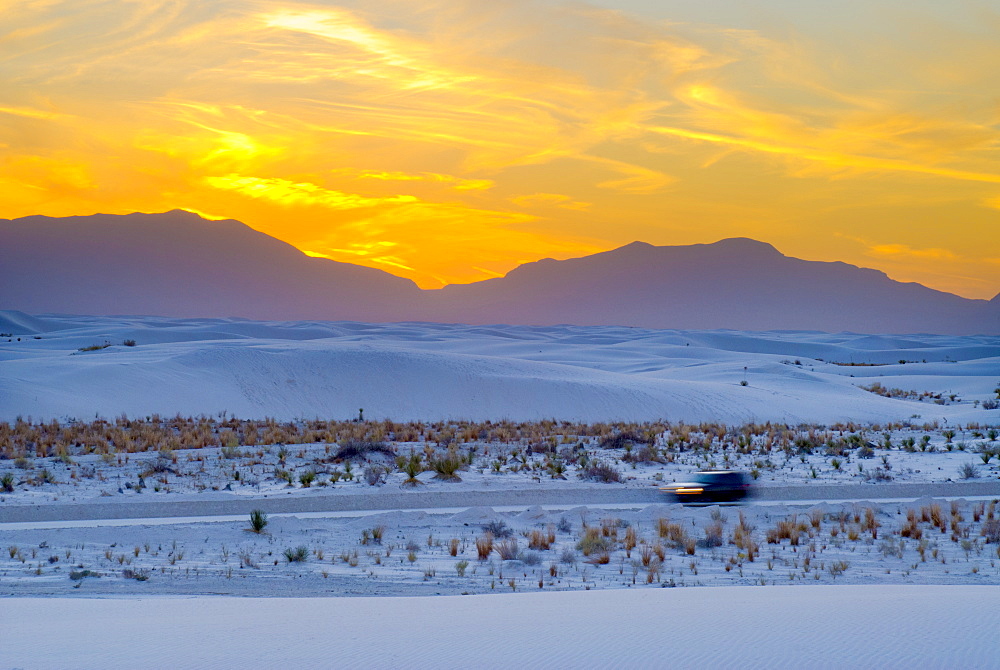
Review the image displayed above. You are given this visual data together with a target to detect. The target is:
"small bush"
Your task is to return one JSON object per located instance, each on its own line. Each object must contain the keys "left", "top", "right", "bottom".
{"left": 959, "top": 463, "right": 979, "bottom": 480}
{"left": 580, "top": 462, "right": 622, "bottom": 483}
{"left": 517, "top": 550, "right": 542, "bottom": 566}
{"left": 363, "top": 465, "right": 387, "bottom": 486}
{"left": 122, "top": 339, "right": 137, "bottom": 347}
{"left": 122, "top": 568, "right": 150, "bottom": 581}
{"left": 69, "top": 569, "right": 99, "bottom": 581}
{"left": 481, "top": 520, "right": 513, "bottom": 538}
{"left": 0, "top": 473, "right": 14, "bottom": 492}
{"left": 335, "top": 440, "right": 394, "bottom": 461}
{"left": 455, "top": 560, "right": 469, "bottom": 577}
{"left": 982, "top": 520, "right": 1000, "bottom": 543}
{"left": 284, "top": 546, "right": 309, "bottom": 563}
{"left": 598, "top": 431, "right": 649, "bottom": 450}
{"left": 576, "top": 527, "right": 611, "bottom": 556}
{"left": 298, "top": 470, "right": 316, "bottom": 487}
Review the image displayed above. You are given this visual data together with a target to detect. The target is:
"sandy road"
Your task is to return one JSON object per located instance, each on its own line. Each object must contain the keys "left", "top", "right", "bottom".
{"left": 2, "top": 481, "right": 999, "bottom": 524}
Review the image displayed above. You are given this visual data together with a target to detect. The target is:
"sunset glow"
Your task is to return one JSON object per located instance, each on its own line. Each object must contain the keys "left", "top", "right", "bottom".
{"left": 2, "top": 0, "right": 999, "bottom": 295}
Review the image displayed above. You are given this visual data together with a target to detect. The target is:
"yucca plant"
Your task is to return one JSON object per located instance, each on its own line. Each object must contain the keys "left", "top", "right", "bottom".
{"left": 248, "top": 509, "right": 268, "bottom": 534}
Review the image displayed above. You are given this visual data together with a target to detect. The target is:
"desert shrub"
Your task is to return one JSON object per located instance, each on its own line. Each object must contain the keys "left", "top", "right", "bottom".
{"left": 335, "top": 440, "right": 394, "bottom": 461}
{"left": 455, "top": 560, "right": 469, "bottom": 577}
{"left": 556, "top": 517, "right": 572, "bottom": 533}
{"left": 248, "top": 509, "right": 268, "bottom": 533}
{"left": 982, "top": 400, "right": 999, "bottom": 410}
{"left": 363, "top": 464, "right": 388, "bottom": 486}
{"left": 576, "top": 527, "right": 611, "bottom": 556}
{"left": 78, "top": 341, "right": 111, "bottom": 352}
{"left": 122, "top": 339, "right": 137, "bottom": 347}
{"left": 517, "top": 550, "right": 541, "bottom": 566}
{"left": 959, "top": 463, "right": 979, "bottom": 479}
{"left": 863, "top": 467, "right": 893, "bottom": 482}
{"left": 122, "top": 568, "right": 150, "bottom": 581}
{"left": 0, "top": 473, "right": 14, "bottom": 492}
{"left": 559, "top": 547, "right": 576, "bottom": 564}
{"left": 982, "top": 520, "right": 1000, "bottom": 543}
{"left": 598, "top": 431, "right": 648, "bottom": 450}
{"left": 283, "top": 546, "right": 308, "bottom": 563}
{"left": 481, "top": 520, "right": 513, "bottom": 539}
{"left": 298, "top": 470, "right": 316, "bottom": 487}
{"left": 69, "top": 569, "right": 99, "bottom": 580}
{"left": 580, "top": 461, "right": 622, "bottom": 483}
{"left": 700, "top": 522, "right": 724, "bottom": 548}
{"left": 878, "top": 539, "right": 904, "bottom": 558}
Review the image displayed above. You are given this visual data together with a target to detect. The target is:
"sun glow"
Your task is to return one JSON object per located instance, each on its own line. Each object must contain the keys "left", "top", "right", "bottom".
{"left": 1, "top": 0, "right": 998, "bottom": 295}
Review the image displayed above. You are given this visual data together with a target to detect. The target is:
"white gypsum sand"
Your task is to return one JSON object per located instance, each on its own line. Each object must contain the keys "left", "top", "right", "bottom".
{"left": 1, "top": 312, "right": 998, "bottom": 424}
{"left": 3, "top": 587, "right": 1000, "bottom": 670}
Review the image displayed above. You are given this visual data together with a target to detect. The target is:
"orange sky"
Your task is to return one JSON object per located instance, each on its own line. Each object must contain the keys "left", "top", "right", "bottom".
{"left": 2, "top": 0, "right": 999, "bottom": 297}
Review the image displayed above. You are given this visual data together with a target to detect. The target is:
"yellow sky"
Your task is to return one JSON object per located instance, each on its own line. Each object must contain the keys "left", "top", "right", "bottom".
{"left": 2, "top": 0, "right": 999, "bottom": 297}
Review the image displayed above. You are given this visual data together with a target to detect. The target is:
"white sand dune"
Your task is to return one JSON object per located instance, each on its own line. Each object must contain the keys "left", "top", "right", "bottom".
{"left": 3, "top": 587, "right": 998, "bottom": 669}
{"left": 1, "top": 311, "right": 998, "bottom": 423}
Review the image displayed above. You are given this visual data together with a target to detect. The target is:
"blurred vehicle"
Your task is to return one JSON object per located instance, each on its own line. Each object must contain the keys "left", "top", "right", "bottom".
{"left": 660, "top": 471, "right": 752, "bottom": 504}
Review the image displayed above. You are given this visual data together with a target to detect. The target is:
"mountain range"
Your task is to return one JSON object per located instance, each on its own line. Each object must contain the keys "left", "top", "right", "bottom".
{"left": 2, "top": 210, "right": 997, "bottom": 334}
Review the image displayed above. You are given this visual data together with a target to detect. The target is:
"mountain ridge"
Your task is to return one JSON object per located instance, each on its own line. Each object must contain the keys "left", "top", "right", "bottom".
{"left": 1, "top": 210, "right": 996, "bottom": 334}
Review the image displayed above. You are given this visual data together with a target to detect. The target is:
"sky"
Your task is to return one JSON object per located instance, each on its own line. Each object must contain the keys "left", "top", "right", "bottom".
{"left": 1, "top": 0, "right": 999, "bottom": 297}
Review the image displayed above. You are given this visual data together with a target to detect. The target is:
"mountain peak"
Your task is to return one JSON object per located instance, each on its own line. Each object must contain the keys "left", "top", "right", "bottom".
{"left": 707, "top": 237, "right": 782, "bottom": 255}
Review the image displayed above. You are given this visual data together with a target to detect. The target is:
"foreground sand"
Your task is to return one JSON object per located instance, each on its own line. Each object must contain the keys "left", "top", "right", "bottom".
{"left": 3, "top": 586, "right": 999, "bottom": 669}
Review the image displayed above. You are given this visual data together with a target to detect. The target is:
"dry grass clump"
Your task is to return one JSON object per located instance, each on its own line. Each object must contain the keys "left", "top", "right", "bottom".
{"left": 901, "top": 510, "right": 923, "bottom": 540}
{"left": 861, "top": 508, "right": 880, "bottom": 539}
{"left": 600, "top": 518, "right": 620, "bottom": 541}
{"left": 766, "top": 517, "right": 804, "bottom": 545}
{"left": 528, "top": 527, "right": 554, "bottom": 551}
{"left": 657, "top": 519, "right": 689, "bottom": 551}
{"left": 587, "top": 551, "right": 611, "bottom": 565}
{"left": 475, "top": 534, "right": 494, "bottom": 561}
{"left": 623, "top": 526, "right": 638, "bottom": 554}
{"left": 494, "top": 538, "right": 519, "bottom": 560}
{"left": 576, "top": 527, "right": 611, "bottom": 556}
{"left": 732, "top": 512, "right": 758, "bottom": 561}
{"left": 921, "top": 503, "right": 947, "bottom": 533}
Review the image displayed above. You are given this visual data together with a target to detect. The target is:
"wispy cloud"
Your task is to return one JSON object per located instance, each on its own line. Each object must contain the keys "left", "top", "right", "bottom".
{"left": 204, "top": 174, "right": 418, "bottom": 210}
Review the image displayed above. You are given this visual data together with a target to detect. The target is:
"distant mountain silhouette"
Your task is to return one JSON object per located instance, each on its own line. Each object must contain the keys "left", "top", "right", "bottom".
{"left": 2, "top": 211, "right": 997, "bottom": 334}
{"left": 425, "top": 238, "right": 998, "bottom": 333}
{"left": 0, "top": 210, "right": 419, "bottom": 321}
